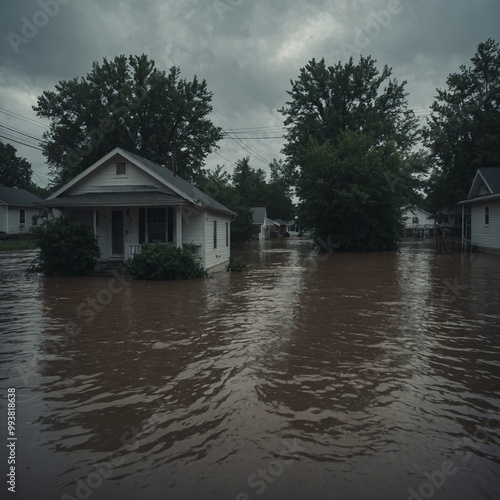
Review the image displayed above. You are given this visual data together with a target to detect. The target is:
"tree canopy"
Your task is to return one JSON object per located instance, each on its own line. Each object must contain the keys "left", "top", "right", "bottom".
{"left": 34, "top": 54, "right": 223, "bottom": 187}
{"left": 424, "top": 38, "right": 500, "bottom": 213}
{"left": 280, "top": 56, "right": 422, "bottom": 251}
{"left": 0, "top": 141, "right": 33, "bottom": 189}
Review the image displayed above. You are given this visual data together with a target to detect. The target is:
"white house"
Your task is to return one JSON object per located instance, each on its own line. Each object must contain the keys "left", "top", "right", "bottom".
{"left": 251, "top": 207, "right": 279, "bottom": 240}
{"left": 38, "top": 148, "right": 235, "bottom": 272}
{"left": 401, "top": 206, "right": 433, "bottom": 236}
{"left": 459, "top": 167, "right": 500, "bottom": 254}
{"left": 0, "top": 186, "right": 42, "bottom": 235}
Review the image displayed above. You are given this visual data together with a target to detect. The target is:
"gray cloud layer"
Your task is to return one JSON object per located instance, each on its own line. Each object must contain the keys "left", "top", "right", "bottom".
{"left": 1, "top": 0, "right": 499, "bottom": 185}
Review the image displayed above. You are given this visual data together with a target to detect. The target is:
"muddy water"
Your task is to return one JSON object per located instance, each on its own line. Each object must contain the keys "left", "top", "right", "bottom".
{"left": 0, "top": 240, "right": 499, "bottom": 500}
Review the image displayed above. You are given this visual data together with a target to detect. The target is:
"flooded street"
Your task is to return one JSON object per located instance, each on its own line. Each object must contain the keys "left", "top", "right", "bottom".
{"left": 1, "top": 240, "right": 500, "bottom": 500}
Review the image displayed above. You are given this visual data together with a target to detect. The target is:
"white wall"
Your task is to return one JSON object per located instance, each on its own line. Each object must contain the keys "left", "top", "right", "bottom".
{"left": 1, "top": 206, "right": 40, "bottom": 234}
{"left": 0, "top": 205, "right": 6, "bottom": 233}
{"left": 67, "top": 160, "right": 165, "bottom": 195}
{"left": 402, "top": 207, "right": 432, "bottom": 228}
{"left": 471, "top": 201, "right": 500, "bottom": 250}
{"left": 204, "top": 210, "right": 231, "bottom": 271}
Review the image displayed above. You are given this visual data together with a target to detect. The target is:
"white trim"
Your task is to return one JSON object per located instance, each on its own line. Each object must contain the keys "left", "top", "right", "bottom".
{"left": 47, "top": 148, "right": 201, "bottom": 208}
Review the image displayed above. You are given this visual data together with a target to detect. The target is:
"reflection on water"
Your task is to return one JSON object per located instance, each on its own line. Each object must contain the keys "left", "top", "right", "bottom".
{"left": 0, "top": 242, "right": 499, "bottom": 499}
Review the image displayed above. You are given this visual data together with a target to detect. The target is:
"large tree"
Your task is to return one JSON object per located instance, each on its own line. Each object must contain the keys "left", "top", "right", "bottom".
{"left": 0, "top": 142, "right": 33, "bottom": 189}
{"left": 280, "top": 56, "right": 422, "bottom": 251}
{"left": 199, "top": 166, "right": 253, "bottom": 243}
{"left": 34, "top": 54, "right": 223, "bottom": 187}
{"left": 424, "top": 39, "right": 500, "bottom": 213}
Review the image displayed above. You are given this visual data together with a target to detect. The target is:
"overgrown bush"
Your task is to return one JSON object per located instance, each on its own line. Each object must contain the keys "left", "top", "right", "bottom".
{"left": 226, "top": 256, "right": 247, "bottom": 272}
{"left": 29, "top": 217, "right": 101, "bottom": 276}
{"left": 123, "top": 242, "right": 207, "bottom": 280}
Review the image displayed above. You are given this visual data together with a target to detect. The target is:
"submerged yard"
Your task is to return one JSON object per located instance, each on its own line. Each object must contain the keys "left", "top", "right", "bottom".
{"left": 0, "top": 240, "right": 499, "bottom": 499}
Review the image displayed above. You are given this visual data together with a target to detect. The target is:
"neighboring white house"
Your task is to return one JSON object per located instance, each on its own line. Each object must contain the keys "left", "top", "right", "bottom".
{"left": 401, "top": 206, "right": 433, "bottom": 235}
{"left": 251, "top": 207, "right": 279, "bottom": 240}
{"left": 402, "top": 206, "right": 433, "bottom": 228}
{"left": 0, "top": 186, "right": 42, "bottom": 235}
{"left": 37, "top": 148, "right": 235, "bottom": 272}
{"left": 459, "top": 167, "right": 500, "bottom": 254}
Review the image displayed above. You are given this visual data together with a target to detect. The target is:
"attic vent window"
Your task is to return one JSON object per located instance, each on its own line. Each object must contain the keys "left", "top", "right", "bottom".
{"left": 115, "top": 162, "right": 127, "bottom": 176}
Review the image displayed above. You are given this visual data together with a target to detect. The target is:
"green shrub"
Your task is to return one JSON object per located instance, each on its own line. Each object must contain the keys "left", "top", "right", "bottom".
{"left": 29, "top": 217, "right": 101, "bottom": 276}
{"left": 123, "top": 242, "right": 207, "bottom": 280}
{"left": 226, "top": 256, "right": 247, "bottom": 272}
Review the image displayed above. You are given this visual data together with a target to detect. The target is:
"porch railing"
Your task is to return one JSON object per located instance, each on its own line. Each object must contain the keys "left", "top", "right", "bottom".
{"left": 125, "top": 244, "right": 142, "bottom": 261}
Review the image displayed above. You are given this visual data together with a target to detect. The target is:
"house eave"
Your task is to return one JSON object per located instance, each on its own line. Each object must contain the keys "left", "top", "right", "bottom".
{"left": 459, "top": 193, "right": 500, "bottom": 205}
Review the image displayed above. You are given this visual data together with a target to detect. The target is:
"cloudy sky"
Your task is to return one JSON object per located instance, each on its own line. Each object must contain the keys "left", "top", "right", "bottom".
{"left": 1, "top": 0, "right": 499, "bottom": 188}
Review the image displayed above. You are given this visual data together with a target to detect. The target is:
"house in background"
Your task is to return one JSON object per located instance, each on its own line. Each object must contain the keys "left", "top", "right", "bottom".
{"left": 251, "top": 207, "right": 279, "bottom": 240}
{"left": 401, "top": 206, "right": 433, "bottom": 237}
{"left": 437, "top": 208, "right": 462, "bottom": 234}
{"left": 38, "top": 148, "right": 235, "bottom": 272}
{"left": 0, "top": 185, "right": 42, "bottom": 235}
{"left": 459, "top": 167, "right": 500, "bottom": 254}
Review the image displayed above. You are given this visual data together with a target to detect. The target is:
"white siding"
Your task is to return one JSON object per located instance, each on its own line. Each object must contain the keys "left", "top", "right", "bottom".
{"left": 402, "top": 207, "right": 432, "bottom": 228}
{"left": 0, "top": 205, "right": 7, "bottom": 233}
{"left": 204, "top": 210, "right": 231, "bottom": 271}
{"left": 68, "top": 160, "right": 165, "bottom": 195}
{"left": 3, "top": 206, "right": 40, "bottom": 234}
{"left": 181, "top": 208, "right": 205, "bottom": 246}
{"left": 471, "top": 201, "right": 500, "bottom": 250}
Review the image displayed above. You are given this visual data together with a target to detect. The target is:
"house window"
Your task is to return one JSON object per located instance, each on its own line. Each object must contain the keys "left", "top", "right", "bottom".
{"left": 412, "top": 217, "right": 419, "bottom": 224}
{"left": 147, "top": 208, "right": 167, "bottom": 242}
{"left": 19, "top": 209, "right": 25, "bottom": 224}
{"left": 485, "top": 206, "right": 490, "bottom": 226}
{"left": 226, "top": 222, "right": 229, "bottom": 247}
{"left": 115, "top": 162, "right": 127, "bottom": 176}
{"left": 213, "top": 220, "right": 217, "bottom": 249}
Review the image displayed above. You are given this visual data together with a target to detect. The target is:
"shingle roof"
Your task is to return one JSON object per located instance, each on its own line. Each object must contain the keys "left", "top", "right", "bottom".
{"left": 125, "top": 150, "right": 235, "bottom": 215}
{"left": 0, "top": 186, "right": 42, "bottom": 206}
{"left": 479, "top": 167, "right": 500, "bottom": 194}
{"left": 38, "top": 189, "right": 184, "bottom": 207}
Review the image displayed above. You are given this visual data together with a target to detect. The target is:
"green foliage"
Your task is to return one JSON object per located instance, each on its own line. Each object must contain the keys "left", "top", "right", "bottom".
{"left": 423, "top": 38, "right": 500, "bottom": 212}
{"left": 34, "top": 54, "right": 223, "bottom": 188}
{"left": 226, "top": 256, "right": 247, "bottom": 272}
{"left": 0, "top": 142, "right": 33, "bottom": 189}
{"left": 123, "top": 242, "right": 207, "bottom": 280}
{"left": 197, "top": 166, "right": 254, "bottom": 243}
{"left": 29, "top": 218, "right": 101, "bottom": 276}
{"left": 299, "top": 134, "right": 404, "bottom": 252}
{"left": 280, "top": 56, "right": 421, "bottom": 251}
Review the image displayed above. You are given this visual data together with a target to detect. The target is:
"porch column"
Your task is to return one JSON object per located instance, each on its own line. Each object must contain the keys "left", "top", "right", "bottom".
{"left": 176, "top": 207, "right": 182, "bottom": 248}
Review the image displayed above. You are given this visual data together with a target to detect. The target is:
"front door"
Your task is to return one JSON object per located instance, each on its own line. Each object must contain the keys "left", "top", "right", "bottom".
{"left": 111, "top": 210, "right": 124, "bottom": 256}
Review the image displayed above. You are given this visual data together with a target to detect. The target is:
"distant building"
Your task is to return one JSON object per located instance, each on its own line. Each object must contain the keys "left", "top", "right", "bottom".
{"left": 459, "top": 167, "right": 500, "bottom": 254}
{"left": 251, "top": 207, "right": 279, "bottom": 240}
{"left": 401, "top": 206, "right": 433, "bottom": 236}
{"left": 0, "top": 186, "right": 42, "bottom": 235}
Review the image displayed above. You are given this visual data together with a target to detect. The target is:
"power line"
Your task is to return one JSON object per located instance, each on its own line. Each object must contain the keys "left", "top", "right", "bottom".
{"left": 0, "top": 106, "right": 49, "bottom": 129}
{"left": 214, "top": 113, "right": 271, "bottom": 166}
{"left": 0, "top": 124, "right": 44, "bottom": 143}
{"left": 0, "top": 134, "right": 44, "bottom": 151}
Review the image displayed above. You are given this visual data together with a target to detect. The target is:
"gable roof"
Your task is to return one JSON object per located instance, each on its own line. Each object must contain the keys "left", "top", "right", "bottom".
{"left": 46, "top": 148, "right": 234, "bottom": 215}
{"left": 0, "top": 186, "right": 42, "bottom": 206}
{"left": 460, "top": 167, "right": 500, "bottom": 204}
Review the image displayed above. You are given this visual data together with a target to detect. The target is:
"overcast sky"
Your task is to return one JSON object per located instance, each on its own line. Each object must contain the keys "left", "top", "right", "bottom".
{"left": 1, "top": 0, "right": 499, "bottom": 188}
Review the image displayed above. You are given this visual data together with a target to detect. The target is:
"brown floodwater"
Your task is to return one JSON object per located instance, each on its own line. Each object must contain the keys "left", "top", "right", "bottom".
{"left": 0, "top": 240, "right": 499, "bottom": 500}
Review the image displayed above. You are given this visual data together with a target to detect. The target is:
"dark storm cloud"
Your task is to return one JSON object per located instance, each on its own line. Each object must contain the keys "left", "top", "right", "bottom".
{"left": 0, "top": 0, "right": 499, "bottom": 182}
